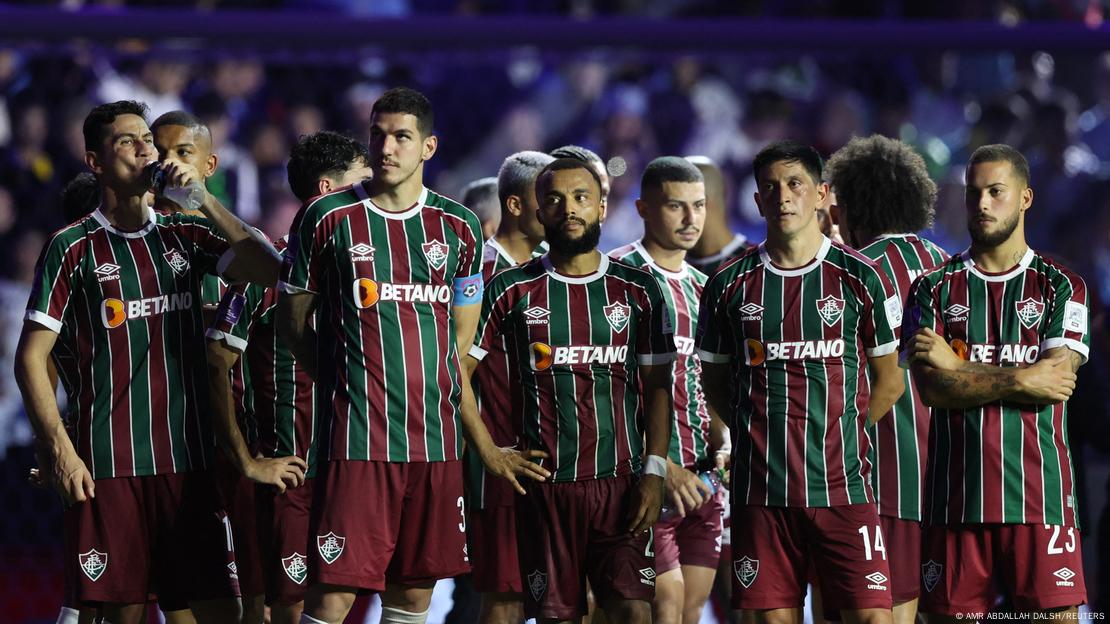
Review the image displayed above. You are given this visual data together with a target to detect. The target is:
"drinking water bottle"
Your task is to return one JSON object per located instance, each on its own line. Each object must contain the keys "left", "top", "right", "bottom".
{"left": 145, "top": 162, "right": 206, "bottom": 212}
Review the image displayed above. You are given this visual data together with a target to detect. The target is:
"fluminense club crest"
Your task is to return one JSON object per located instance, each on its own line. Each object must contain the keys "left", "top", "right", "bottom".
{"left": 528, "top": 569, "right": 548, "bottom": 601}
{"left": 815, "top": 295, "right": 846, "bottom": 327}
{"left": 78, "top": 549, "right": 108, "bottom": 582}
{"left": 317, "top": 532, "right": 346, "bottom": 565}
{"left": 604, "top": 301, "right": 632, "bottom": 333}
{"left": 283, "top": 552, "right": 308, "bottom": 584}
{"left": 922, "top": 559, "right": 943, "bottom": 593}
{"left": 734, "top": 556, "right": 759, "bottom": 588}
{"left": 422, "top": 239, "right": 449, "bottom": 270}
{"left": 1015, "top": 297, "right": 1045, "bottom": 329}
{"left": 163, "top": 248, "right": 190, "bottom": 276}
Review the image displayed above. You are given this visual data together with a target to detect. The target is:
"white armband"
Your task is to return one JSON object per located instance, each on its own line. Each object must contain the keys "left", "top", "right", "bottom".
{"left": 643, "top": 454, "right": 667, "bottom": 477}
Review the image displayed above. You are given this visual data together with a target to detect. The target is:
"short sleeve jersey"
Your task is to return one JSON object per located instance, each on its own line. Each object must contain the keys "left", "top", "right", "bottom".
{"left": 901, "top": 248, "right": 1090, "bottom": 527}
{"left": 280, "top": 183, "right": 483, "bottom": 463}
{"left": 610, "top": 240, "right": 713, "bottom": 468}
{"left": 696, "top": 236, "right": 901, "bottom": 508}
{"left": 26, "top": 207, "right": 231, "bottom": 479}
{"left": 471, "top": 254, "right": 676, "bottom": 482}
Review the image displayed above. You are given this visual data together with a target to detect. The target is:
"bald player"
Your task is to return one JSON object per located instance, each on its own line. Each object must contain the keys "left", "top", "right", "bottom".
{"left": 683, "top": 156, "right": 749, "bottom": 275}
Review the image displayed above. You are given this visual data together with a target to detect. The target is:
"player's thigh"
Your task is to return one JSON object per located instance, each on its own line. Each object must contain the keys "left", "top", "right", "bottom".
{"left": 729, "top": 505, "right": 807, "bottom": 610}
{"left": 153, "top": 471, "right": 239, "bottom": 603}
{"left": 470, "top": 504, "right": 524, "bottom": 595}
{"left": 879, "top": 515, "right": 923, "bottom": 605}
{"left": 1001, "top": 523, "right": 1087, "bottom": 612}
{"left": 653, "top": 567, "right": 685, "bottom": 624}
{"left": 67, "top": 476, "right": 150, "bottom": 605}
{"left": 516, "top": 480, "right": 590, "bottom": 621}
{"left": 584, "top": 476, "right": 655, "bottom": 606}
{"left": 807, "top": 504, "right": 892, "bottom": 613}
{"left": 387, "top": 460, "right": 469, "bottom": 586}
{"left": 259, "top": 479, "right": 314, "bottom": 606}
{"left": 918, "top": 524, "right": 995, "bottom": 616}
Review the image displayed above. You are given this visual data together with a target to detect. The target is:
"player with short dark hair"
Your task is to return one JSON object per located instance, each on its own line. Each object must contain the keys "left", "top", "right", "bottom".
{"left": 697, "top": 140, "right": 904, "bottom": 624}
{"left": 550, "top": 144, "right": 610, "bottom": 202}
{"left": 903, "top": 144, "right": 1090, "bottom": 621}
{"left": 278, "top": 87, "right": 543, "bottom": 624}
{"left": 207, "top": 130, "right": 371, "bottom": 624}
{"left": 825, "top": 135, "right": 949, "bottom": 624}
{"left": 16, "top": 100, "right": 282, "bottom": 624}
{"left": 683, "top": 156, "right": 749, "bottom": 275}
{"left": 60, "top": 173, "right": 101, "bottom": 224}
{"left": 465, "top": 150, "right": 554, "bottom": 624}
{"left": 610, "top": 156, "right": 729, "bottom": 624}
{"left": 467, "top": 157, "right": 675, "bottom": 624}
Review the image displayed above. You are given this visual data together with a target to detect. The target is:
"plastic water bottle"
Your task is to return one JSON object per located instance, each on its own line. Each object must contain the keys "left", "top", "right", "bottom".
{"left": 145, "top": 162, "right": 205, "bottom": 212}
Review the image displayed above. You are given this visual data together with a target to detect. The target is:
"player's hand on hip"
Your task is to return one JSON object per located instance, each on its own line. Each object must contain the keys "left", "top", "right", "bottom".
{"left": 908, "top": 328, "right": 964, "bottom": 370}
{"left": 482, "top": 446, "right": 550, "bottom": 495}
{"left": 245, "top": 455, "right": 308, "bottom": 493}
{"left": 627, "top": 474, "right": 665, "bottom": 535}
{"left": 664, "top": 459, "right": 711, "bottom": 517}
{"left": 1016, "top": 352, "right": 1077, "bottom": 404}
{"left": 52, "top": 449, "right": 94, "bottom": 505}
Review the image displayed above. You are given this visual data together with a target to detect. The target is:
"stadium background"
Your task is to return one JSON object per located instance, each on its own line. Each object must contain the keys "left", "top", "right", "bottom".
{"left": 0, "top": 1, "right": 1109, "bottom": 622}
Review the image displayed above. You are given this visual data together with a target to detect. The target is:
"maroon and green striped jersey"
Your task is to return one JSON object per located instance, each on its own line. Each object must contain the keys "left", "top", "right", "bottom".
{"left": 688, "top": 233, "right": 750, "bottom": 275}
{"left": 610, "top": 240, "right": 712, "bottom": 469}
{"left": 209, "top": 237, "right": 318, "bottom": 475}
{"left": 471, "top": 254, "right": 677, "bottom": 483}
{"left": 26, "top": 207, "right": 231, "bottom": 479}
{"left": 465, "top": 238, "right": 547, "bottom": 509}
{"left": 280, "top": 183, "right": 483, "bottom": 463}
{"left": 901, "top": 248, "right": 1090, "bottom": 527}
{"left": 696, "top": 237, "right": 901, "bottom": 507}
{"left": 860, "top": 234, "right": 949, "bottom": 520}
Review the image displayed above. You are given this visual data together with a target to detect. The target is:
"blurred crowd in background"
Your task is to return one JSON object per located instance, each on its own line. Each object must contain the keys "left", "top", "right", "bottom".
{"left": 2, "top": 1, "right": 1110, "bottom": 621}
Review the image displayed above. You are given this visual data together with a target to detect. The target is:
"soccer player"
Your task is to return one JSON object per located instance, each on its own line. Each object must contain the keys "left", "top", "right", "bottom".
{"left": 825, "top": 135, "right": 950, "bottom": 624}
{"left": 467, "top": 157, "right": 675, "bottom": 624}
{"left": 551, "top": 144, "right": 610, "bottom": 203}
{"left": 277, "top": 87, "right": 542, "bottom": 624}
{"left": 463, "top": 176, "right": 501, "bottom": 240}
{"left": 610, "top": 156, "right": 729, "bottom": 624}
{"left": 465, "top": 150, "right": 553, "bottom": 624}
{"left": 15, "top": 100, "right": 282, "bottom": 624}
{"left": 683, "top": 156, "right": 749, "bottom": 275}
{"left": 207, "top": 130, "right": 371, "bottom": 624}
{"left": 151, "top": 109, "right": 270, "bottom": 624}
{"left": 696, "top": 140, "right": 905, "bottom": 624}
{"left": 902, "top": 144, "right": 1089, "bottom": 621}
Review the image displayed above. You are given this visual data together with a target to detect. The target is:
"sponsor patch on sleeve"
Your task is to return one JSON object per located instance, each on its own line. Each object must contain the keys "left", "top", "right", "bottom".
{"left": 884, "top": 295, "right": 903, "bottom": 329}
{"left": 1063, "top": 300, "right": 1088, "bottom": 334}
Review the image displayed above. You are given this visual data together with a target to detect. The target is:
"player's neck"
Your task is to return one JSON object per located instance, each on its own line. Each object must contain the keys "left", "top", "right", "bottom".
{"left": 765, "top": 226, "right": 824, "bottom": 269}
{"left": 549, "top": 249, "right": 602, "bottom": 277}
{"left": 640, "top": 236, "right": 685, "bottom": 273}
{"left": 368, "top": 175, "right": 424, "bottom": 213}
{"left": 971, "top": 231, "right": 1029, "bottom": 273}
{"left": 99, "top": 187, "right": 150, "bottom": 231}
{"left": 493, "top": 225, "right": 541, "bottom": 264}
{"left": 689, "top": 216, "right": 734, "bottom": 258}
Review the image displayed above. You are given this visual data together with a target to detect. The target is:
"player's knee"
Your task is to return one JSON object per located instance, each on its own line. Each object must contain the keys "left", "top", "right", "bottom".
{"left": 380, "top": 605, "right": 430, "bottom": 624}
{"left": 479, "top": 594, "right": 525, "bottom": 624}
{"left": 683, "top": 603, "right": 709, "bottom": 624}
{"left": 606, "top": 599, "right": 653, "bottom": 624}
{"left": 187, "top": 596, "right": 243, "bottom": 624}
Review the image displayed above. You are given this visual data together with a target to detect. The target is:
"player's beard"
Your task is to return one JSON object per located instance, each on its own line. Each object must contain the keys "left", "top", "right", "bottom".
{"left": 546, "top": 217, "right": 602, "bottom": 255}
{"left": 968, "top": 209, "right": 1019, "bottom": 248}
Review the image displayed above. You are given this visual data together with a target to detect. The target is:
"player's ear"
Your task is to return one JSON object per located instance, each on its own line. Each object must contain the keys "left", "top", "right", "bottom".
{"left": 205, "top": 153, "right": 219, "bottom": 178}
{"left": 316, "top": 177, "right": 334, "bottom": 196}
{"left": 1021, "top": 186, "right": 1033, "bottom": 212}
{"left": 815, "top": 181, "right": 829, "bottom": 209}
{"left": 85, "top": 150, "right": 103, "bottom": 175}
{"left": 634, "top": 198, "right": 647, "bottom": 219}
{"left": 422, "top": 134, "right": 438, "bottom": 161}
{"left": 506, "top": 195, "right": 523, "bottom": 217}
{"left": 754, "top": 192, "right": 765, "bottom": 217}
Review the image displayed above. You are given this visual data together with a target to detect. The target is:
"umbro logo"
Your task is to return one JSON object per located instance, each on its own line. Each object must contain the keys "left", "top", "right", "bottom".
{"left": 944, "top": 304, "right": 970, "bottom": 322}
{"left": 524, "top": 306, "right": 550, "bottom": 325}
{"left": 639, "top": 567, "right": 656, "bottom": 586}
{"left": 349, "top": 243, "right": 375, "bottom": 262}
{"left": 739, "top": 302, "right": 764, "bottom": 321}
{"left": 1053, "top": 567, "right": 1077, "bottom": 587}
{"left": 865, "top": 571, "right": 888, "bottom": 590}
{"left": 94, "top": 263, "right": 120, "bottom": 283}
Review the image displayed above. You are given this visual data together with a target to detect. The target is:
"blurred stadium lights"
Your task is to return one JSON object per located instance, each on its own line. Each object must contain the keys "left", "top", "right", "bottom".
{"left": 0, "top": 7, "right": 1110, "bottom": 58}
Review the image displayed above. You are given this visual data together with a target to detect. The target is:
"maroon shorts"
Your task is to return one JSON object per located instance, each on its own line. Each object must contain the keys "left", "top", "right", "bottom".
{"left": 730, "top": 504, "right": 892, "bottom": 612}
{"left": 214, "top": 451, "right": 264, "bottom": 597}
{"left": 655, "top": 488, "right": 725, "bottom": 574}
{"left": 256, "top": 478, "right": 314, "bottom": 605}
{"left": 63, "top": 471, "right": 239, "bottom": 605}
{"left": 308, "top": 460, "right": 469, "bottom": 592}
{"left": 880, "top": 515, "right": 922, "bottom": 604}
{"left": 515, "top": 475, "right": 655, "bottom": 620}
{"left": 919, "top": 523, "right": 1087, "bottom": 615}
{"left": 468, "top": 504, "right": 522, "bottom": 594}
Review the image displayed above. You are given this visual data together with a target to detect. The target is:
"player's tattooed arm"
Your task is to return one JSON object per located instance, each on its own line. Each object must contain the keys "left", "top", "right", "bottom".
{"left": 15, "top": 324, "right": 94, "bottom": 505}
{"left": 459, "top": 355, "right": 549, "bottom": 494}
{"left": 912, "top": 353, "right": 1076, "bottom": 409}
{"left": 207, "top": 339, "right": 306, "bottom": 492}
{"left": 276, "top": 291, "right": 318, "bottom": 380}
{"left": 866, "top": 353, "right": 904, "bottom": 425}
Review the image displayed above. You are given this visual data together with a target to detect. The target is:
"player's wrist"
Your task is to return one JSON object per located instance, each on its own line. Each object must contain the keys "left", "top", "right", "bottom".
{"left": 642, "top": 454, "right": 667, "bottom": 478}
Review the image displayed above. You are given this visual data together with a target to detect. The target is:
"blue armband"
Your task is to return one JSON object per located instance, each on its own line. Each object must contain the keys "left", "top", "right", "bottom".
{"left": 453, "top": 273, "right": 484, "bottom": 305}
